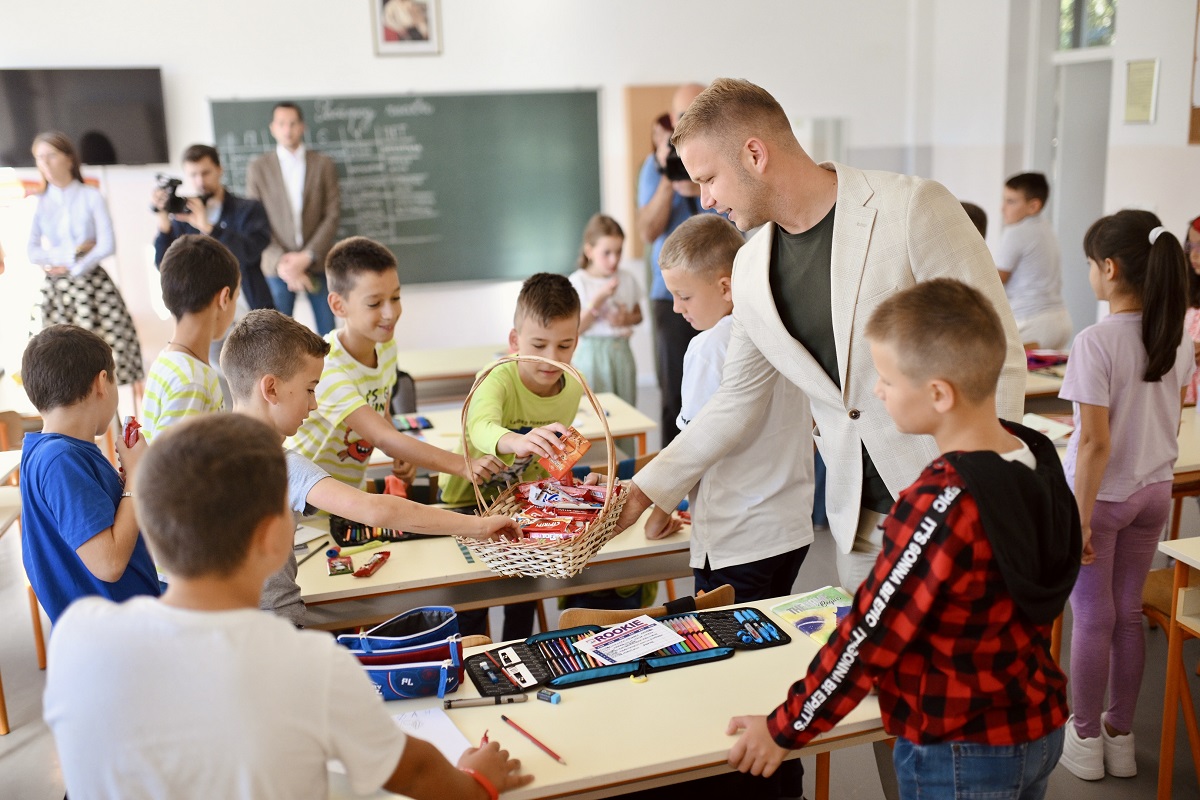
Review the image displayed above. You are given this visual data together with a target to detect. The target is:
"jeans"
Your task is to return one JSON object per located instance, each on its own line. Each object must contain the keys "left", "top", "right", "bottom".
{"left": 893, "top": 727, "right": 1064, "bottom": 800}
{"left": 693, "top": 546, "right": 809, "bottom": 603}
{"left": 267, "top": 274, "right": 335, "bottom": 335}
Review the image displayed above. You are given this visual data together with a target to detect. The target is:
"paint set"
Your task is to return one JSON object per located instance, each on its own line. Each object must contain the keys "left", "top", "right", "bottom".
{"left": 465, "top": 607, "right": 790, "bottom": 696}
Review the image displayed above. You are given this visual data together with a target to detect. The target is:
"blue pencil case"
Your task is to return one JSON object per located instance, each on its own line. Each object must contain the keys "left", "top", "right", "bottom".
{"left": 338, "top": 606, "right": 464, "bottom": 700}
{"left": 464, "top": 607, "right": 789, "bottom": 696}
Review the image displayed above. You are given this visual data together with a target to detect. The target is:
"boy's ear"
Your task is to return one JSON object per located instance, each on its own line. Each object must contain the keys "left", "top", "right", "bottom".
{"left": 247, "top": 507, "right": 292, "bottom": 569}
{"left": 718, "top": 275, "right": 733, "bottom": 301}
{"left": 327, "top": 290, "right": 347, "bottom": 319}
{"left": 259, "top": 373, "right": 280, "bottom": 405}
{"left": 929, "top": 378, "right": 956, "bottom": 414}
{"left": 507, "top": 327, "right": 520, "bottom": 353}
{"left": 1028, "top": 197, "right": 1044, "bottom": 215}
{"left": 217, "top": 285, "right": 233, "bottom": 307}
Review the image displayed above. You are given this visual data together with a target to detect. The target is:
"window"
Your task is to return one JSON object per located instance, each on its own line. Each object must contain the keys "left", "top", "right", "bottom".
{"left": 1060, "top": 0, "right": 1116, "bottom": 49}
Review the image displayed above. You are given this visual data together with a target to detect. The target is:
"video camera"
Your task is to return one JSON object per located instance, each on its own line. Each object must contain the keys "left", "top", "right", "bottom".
{"left": 153, "top": 174, "right": 209, "bottom": 215}
{"left": 656, "top": 112, "right": 690, "bottom": 182}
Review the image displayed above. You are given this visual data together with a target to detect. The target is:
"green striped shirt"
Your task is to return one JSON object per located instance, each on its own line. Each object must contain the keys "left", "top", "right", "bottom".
{"left": 286, "top": 331, "right": 398, "bottom": 488}
{"left": 141, "top": 351, "right": 224, "bottom": 442}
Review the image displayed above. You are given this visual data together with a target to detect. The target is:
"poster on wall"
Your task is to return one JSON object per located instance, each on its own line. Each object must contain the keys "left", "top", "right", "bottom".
{"left": 373, "top": 0, "right": 441, "bottom": 55}
{"left": 1123, "top": 59, "right": 1158, "bottom": 124}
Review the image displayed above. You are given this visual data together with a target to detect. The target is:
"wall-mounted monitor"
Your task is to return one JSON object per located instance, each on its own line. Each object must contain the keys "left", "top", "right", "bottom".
{"left": 0, "top": 68, "right": 168, "bottom": 168}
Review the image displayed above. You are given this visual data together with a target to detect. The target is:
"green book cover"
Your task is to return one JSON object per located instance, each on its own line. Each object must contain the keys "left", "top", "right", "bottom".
{"left": 771, "top": 586, "right": 853, "bottom": 645}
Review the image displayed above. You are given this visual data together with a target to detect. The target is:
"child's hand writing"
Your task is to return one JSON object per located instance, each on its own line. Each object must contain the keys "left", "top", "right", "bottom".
{"left": 457, "top": 741, "right": 534, "bottom": 795}
{"left": 644, "top": 506, "right": 682, "bottom": 540}
{"left": 501, "top": 424, "right": 569, "bottom": 460}
{"left": 726, "top": 715, "right": 788, "bottom": 778}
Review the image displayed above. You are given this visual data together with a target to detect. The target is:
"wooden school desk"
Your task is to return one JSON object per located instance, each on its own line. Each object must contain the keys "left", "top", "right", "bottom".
{"left": 1156, "top": 533, "right": 1200, "bottom": 800}
{"left": 297, "top": 507, "right": 690, "bottom": 630}
{"left": 1024, "top": 369, "right": 1064, "bottom": 399}
{"left": 328, "top": 595, "right": 888, "bottom": 800}
{"left": 394, "top": 344, "right": 509, "bottom": 383}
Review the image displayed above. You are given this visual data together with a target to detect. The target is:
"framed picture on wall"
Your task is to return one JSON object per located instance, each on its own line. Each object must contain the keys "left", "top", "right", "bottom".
{"left": 373, "top": 0, "right": 441, "bottom": 56}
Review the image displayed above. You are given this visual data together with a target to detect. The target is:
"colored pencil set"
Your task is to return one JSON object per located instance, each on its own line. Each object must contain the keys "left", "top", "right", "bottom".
{"left": 329, "top": 514, "right": 430, "bottom": 547}
{"left": 534, "top": 633, "right": 603, "bottom": 677}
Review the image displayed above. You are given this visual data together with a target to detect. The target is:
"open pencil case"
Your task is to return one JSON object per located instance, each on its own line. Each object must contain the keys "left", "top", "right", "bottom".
{"left": 328, "top": 513, "right": 438, "bottom": 547}
{"left": 464, "top": 606, "right": 790, "bottom": 696}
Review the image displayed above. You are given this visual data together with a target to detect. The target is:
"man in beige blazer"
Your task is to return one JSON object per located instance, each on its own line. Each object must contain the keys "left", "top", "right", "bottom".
{"left": 618, "top": 78, "right": 1025, "bottom": 589}
{"left": 246, "top": 102, "right": 341, "bottom": 335}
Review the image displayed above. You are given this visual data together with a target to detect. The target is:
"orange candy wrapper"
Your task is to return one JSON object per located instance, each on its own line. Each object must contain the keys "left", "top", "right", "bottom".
{"left": 538, "top": 427, "right": 590, "bottom": 481}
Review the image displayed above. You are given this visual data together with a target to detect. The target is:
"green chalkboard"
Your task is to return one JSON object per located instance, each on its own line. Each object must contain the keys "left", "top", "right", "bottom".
{"left": 211, "top": 91, "right": 601, "bottom": 285}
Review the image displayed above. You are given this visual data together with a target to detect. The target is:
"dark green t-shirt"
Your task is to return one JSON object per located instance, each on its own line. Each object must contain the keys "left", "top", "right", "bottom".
{"left": 768, "top": 206, "right": 894, "bottom": 514}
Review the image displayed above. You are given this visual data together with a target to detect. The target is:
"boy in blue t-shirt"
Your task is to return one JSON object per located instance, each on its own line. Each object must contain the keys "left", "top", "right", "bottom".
{"left": 20, "top": 325, "right": 160, "bottom": 623}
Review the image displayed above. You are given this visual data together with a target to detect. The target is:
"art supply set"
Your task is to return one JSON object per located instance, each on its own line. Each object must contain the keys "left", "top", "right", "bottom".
{"left": 392, "top": 413, "right": 434, "bottom": 432}
{"left": 328, "top": 513, "right": 436, "bottom": 548}
{"left": 464, "top": 607, "right": 789, "bottom": 696}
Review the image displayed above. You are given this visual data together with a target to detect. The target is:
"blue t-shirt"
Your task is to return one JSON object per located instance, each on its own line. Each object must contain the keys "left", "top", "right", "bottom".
{"left": 20, "top": 432, "right": 160, "bottom": 622}
{"left": 637, "top": 154, "right": 707, "bottom": 301}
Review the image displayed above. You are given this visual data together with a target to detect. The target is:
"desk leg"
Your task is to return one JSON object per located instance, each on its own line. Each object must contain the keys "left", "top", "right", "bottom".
{"left": 1159, "top": 561, "right": 1189, "bottom": 800}
{"left": 635, "top": 433, "right": 646, "bottom": 457}
{"left": 815, "top": 751, "right": 830, "bottom": 800}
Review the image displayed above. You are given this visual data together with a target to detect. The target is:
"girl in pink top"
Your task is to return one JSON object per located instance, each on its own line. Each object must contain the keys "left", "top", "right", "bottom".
{"left": 1183, "top": 215, "right": 1200, "bottom": 405}
{"left": 1058, "top": 210, "right": 1194, "bottom": 781}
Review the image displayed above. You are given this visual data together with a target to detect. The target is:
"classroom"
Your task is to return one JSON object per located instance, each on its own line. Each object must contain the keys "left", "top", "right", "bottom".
{"left": 2, "top": 1, "right": 1200, "bottom": 798}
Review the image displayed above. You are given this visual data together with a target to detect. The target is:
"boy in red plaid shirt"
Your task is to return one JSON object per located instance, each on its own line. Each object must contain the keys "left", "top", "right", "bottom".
{"left": 727, "top": 279, "right": 1080, "bottom": 799}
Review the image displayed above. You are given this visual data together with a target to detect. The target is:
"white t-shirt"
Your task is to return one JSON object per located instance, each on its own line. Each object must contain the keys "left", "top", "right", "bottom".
{"left": 996, "top": 214, "right": 1065, "bottom": 321}
{"left": 678, "top": 315, "right": 816, "bottom": 570}
{"left": 569, "top": 268, "right": 642, "bottom": 338}
{"left": 45, "top": 596, "right": 407, "bottom": 800}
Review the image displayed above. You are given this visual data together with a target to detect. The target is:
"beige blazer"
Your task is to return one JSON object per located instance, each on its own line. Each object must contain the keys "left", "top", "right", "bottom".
{"left": 636, "top": 162, "right": 1026, "bottom": 553}
{"left": 246, "top": 150, "right": 341, "bottom": 278}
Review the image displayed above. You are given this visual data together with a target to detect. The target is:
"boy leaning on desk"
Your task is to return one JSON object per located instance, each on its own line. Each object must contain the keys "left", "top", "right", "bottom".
{"left": 43, "top": 414, "right": 533, "bottom": 800}
{"left": 727, "top": 280, "right": 1081, "bottom": 799}
{"left": 220, "top": 309, "right": 518, "bottom": 626}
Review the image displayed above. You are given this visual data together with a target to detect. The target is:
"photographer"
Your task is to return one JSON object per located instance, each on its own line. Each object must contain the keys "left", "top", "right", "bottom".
{"left": 152, "top": 144, "right": 273, "bottom": 311}
{"left": 636, "top": 83, "right": 710, "bottom": 446}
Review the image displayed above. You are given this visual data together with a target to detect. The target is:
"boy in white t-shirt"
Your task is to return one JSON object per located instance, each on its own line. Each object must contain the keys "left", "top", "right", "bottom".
{"left": 996, "top": 172, "right": 1073, "bottom": 349}
{"left": 647, "top": 214, "right": 815, "bottom": 601}
{"left": 142, "top": 234, "right": 240, "bottom": 441}
{"left": 44, "top": 413, "right": 533, "bottom": 800}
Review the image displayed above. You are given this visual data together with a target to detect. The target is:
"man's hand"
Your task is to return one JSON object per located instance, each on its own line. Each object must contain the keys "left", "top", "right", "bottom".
{"left": 644, "top": 506, "right": 682, "bottom": 540}
{"left": 726, "top": 715, "right": 788, "bottom": 778}
{"left": 500, "top": 424, "right": 568, "bottom": 460}
{"left": 614, "top": 481, "right": 653, "bottom": 533}
{"left": 175, "top": 197, "right": 214, "bottom": 234}
{"left": 457, "top": 742, "right": 534, "bottom": 795}
{"left": 278, "top": 251, "right": 316, "bottom": 292}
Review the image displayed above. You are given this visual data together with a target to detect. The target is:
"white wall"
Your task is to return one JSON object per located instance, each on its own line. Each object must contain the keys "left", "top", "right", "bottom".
{"left": 1, "top": 0, "right": 919, "bottom": 382}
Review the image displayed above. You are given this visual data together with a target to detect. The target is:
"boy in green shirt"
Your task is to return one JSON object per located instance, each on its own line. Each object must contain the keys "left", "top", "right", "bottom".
{"left": 440, "top": 272, "right": 582, "bottom": 638}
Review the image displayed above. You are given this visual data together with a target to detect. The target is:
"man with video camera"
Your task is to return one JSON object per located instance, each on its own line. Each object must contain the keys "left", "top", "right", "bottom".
{"left": 152, "top": 144, "right": 273, "bottom": 312}
{"left": 637, "top": 82, "right": 712, "bottom": 447}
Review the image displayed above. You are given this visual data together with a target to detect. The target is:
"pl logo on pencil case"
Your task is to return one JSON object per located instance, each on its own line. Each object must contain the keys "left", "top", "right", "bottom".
{"left": 337, "top": 606, "right": 464, "bottom": 700}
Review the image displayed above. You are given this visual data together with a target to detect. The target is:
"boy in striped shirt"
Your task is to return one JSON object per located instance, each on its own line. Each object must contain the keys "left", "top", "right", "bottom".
{"left": 142, "top": 235, "right": 240, "bottom": 441}
{"left": 288, "top": 236, "right": 501, "bottom": 489}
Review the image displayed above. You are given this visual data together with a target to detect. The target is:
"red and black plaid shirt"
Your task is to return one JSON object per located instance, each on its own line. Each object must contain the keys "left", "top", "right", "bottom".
{"left": 767, "top": 458, "right": 1069, "bottom": 748}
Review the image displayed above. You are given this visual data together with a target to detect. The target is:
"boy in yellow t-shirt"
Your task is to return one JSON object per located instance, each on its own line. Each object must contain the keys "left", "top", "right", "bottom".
{"left": 439, "top": 273, "right": 583, "bottom": 639}
{"left": 288, "top": 236, "right": 501, "bottom": 488}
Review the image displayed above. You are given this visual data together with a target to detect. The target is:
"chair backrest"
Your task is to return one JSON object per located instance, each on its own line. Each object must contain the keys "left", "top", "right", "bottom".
{"left": 571, "top": 450, "right": 659, "bottom": 482}
{"left": 557, "top": 583, "right": 735, "bottom": 629}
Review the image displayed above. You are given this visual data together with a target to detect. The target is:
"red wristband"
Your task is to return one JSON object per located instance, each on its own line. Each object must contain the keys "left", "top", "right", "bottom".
{"left": 460, "top": 767, "right": 499, "bottom": 800}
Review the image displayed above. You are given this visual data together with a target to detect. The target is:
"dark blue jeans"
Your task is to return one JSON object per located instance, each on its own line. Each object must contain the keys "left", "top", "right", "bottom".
{"left": 893, "top": 727, "right": 1064, "bottom": 800}
{"left": 693, "top": 546, "right": 809, "bottom": 603}
{"left": 267, "top": 274, "right": 335, "bottom": 335}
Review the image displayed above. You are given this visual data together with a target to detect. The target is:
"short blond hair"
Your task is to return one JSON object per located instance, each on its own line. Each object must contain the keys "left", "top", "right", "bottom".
{"left": 660, "top": 215, "right": 744, "bottom": 279}
{"left": 864, "top": 279, "right": 1006, "bottom": 405}
{"left": 671, "top": 78, "right": 795, "bottom": 154}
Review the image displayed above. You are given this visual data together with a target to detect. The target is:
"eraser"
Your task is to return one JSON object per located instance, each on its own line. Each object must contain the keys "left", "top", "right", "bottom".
{"left": 537, "top": 689, "right": 561, "bottom": 704}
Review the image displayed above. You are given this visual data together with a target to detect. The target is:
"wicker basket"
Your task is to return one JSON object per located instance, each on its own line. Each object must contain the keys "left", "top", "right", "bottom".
{"left": 453, "top": 355, "right": 628, "bottom": 578}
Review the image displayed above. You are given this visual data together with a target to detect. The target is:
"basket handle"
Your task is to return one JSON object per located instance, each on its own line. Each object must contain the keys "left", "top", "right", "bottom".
{"left": 460, "top": 354, "right": 618, "bottom": 518}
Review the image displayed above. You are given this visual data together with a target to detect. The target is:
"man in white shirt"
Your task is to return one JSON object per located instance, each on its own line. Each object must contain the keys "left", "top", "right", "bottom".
{"left": 247, "top": 102, "right": 342, "bottom": 335}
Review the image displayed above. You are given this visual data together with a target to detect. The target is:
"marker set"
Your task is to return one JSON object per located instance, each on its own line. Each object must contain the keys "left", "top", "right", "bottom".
{"left": 465, "top": 606, "right": 790, "bottom": 696}
{"left": 328, "top": 514, "right": 436, "bottom": 548}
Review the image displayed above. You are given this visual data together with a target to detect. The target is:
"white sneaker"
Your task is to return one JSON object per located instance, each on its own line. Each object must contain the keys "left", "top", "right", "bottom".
{"left": 1102, "top": 718, "right": 1137, "bottom": 778}
{"left": 1059, "top": 717, "right": 1105, "bottom": 780}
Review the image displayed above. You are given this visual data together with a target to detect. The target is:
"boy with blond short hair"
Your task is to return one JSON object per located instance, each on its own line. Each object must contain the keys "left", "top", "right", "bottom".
{"left": 289, "top": 236, "right": 501, "bottom": 489}
{"left": 142, "top": 234, "right": 240, "bottom": 441}
{"left": 19, "top": 325, "right": 159, "bottom": 623}
{"left": 439, "top": 272, "right": 584, "bottom": 638}
{"left": 727, "top": 279, "right": 1079, "bottom": 799}
{"left": 221, "top": 310, "right": 517, "bottom": 626}
{"left": 44, "top": 414, "right": 532, "bottom": 799}
{"left": 650, "top": 214, "right": 814, "bottom": 601}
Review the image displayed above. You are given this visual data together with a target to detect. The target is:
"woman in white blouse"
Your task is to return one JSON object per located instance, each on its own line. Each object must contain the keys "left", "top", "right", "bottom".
{"left": 27, "top": 131, "right": 144, "bottom": 386}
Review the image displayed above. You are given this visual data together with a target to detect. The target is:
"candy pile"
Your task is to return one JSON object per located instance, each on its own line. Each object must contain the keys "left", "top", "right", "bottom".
{"left": 510, "top": 479, "right": 622, "bottom": 540}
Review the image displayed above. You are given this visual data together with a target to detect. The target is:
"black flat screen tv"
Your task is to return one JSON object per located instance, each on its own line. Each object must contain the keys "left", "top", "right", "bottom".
{"left": 0, "top": 68, "right": 169, "bottom": 168}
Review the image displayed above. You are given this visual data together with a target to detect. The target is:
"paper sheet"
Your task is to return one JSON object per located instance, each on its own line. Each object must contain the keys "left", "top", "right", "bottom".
{"left": 393, "top": 707, "right": 473, "bottom": 764}
{"left": 573, "top": 614, "right": 683, "bottom": 664}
